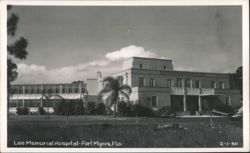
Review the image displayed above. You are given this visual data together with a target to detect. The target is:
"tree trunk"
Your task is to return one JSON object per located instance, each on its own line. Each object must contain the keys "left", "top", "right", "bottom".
{"left": 114, "top": 101, "right": 117, "bottom": 118}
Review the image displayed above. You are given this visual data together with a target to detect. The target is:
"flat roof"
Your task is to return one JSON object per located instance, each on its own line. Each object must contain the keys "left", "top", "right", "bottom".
{"left": 11, "top": 82, "right": 86, "bottom": 86}
{"left": 86, "top": 78, "right": 97, "bottom": 80}
{"left": 125, "top": 56, "right": 172, "bottom": 61}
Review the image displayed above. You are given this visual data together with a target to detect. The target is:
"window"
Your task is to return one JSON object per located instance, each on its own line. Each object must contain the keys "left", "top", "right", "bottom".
{"left": 75, "top": 87, "right": 79, "bottom": 93}
{"left": 185, "top": 78, "right": 191, "bottom": 88}
{"left": 43, "top": 88, "right": 47, "bottom": 93}
{"left": 139, "top": 64, "right": 143, "bottom": 69}
{"left": 24, "top": 100, "right": 28, "bottom": 107}
{"left": 219, "top": 81, "right": 224, "bottom": 89}
{"left": 211, "top": 81, "right": 216, "bottom": 88}
{"left": 17, "top": 100, "right": 23, "bottom": 107}
{"left": 37, "top": 89, "right": 41, "bottom": 94}
{"left": 167, "top": 79, "right": 172, "bottom": 87}
{"left": 9, "top": 100, "right": 17, "bottom": 107}
{"left": 68, "top": 88, "right": 72, "bottom": 93}
{"left": 30, "top": 89, "right": 34, "bottom": 94}
{"left": 195, "top": 80, "right": 200, "bottom": 88}
{"left": 149, "top": 65, "right": 157, "bottom": 70}
{"left": 139, "top": 78, "right": 144, "bottom": 87}
{"left": 163, "top": 65, "right": 166, "bottom": 70}
{"left": 25, "top": 88, "right": 29, "bottom": 94}
{"left": 55, "top": 88, "right": 60, "bottom": 93}
{"left": 11, "top": 88, "right": 17, "bottom": 94}
{"left": 18, "top": 88, "right": 23, "bottom": 94}
{"left": 149, "top": 78, "right": 156, "bottom": 87}
{"left": 152, "top": 96, "right": 158, "bottom": 107}
{"left": 176, "top": 78, "right": 182, "bottom": 87}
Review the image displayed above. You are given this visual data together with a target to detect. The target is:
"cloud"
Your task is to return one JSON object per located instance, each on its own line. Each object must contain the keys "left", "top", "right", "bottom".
{"left": 105, "top": 45, "right": 157, "bottom": 61}
{"left": 15, "top": 45, "right": 162, "bottom": 83}
{"left": 15, "top": 60, "right": 118, "bottom": 84}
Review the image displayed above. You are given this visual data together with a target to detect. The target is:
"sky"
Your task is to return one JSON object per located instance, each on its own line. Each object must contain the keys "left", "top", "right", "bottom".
{"left": 8, "top": 5, "right": 242, "bottom": 84}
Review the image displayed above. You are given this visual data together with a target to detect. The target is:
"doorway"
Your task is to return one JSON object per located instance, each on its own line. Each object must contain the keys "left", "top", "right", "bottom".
{"left": 187, "top": 96, "right": 199, "bottom": 115}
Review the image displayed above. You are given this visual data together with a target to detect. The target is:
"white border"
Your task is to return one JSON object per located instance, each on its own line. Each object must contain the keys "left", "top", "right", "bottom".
{"left": 0, "top": 0, "right": 249, "bottom": 152}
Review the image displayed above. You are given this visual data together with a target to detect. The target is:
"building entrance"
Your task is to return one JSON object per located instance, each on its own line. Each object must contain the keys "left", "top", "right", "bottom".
{"left": 171, "top": 95, "right": 184, "bottom": 111}
{"left": 187, "top": 96, "right": 199, "bottom": 115}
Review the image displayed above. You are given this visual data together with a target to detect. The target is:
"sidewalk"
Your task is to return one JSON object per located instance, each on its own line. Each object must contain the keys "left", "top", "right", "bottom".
{"left": 176, "top": 115, "right": 227, "bottom": 118}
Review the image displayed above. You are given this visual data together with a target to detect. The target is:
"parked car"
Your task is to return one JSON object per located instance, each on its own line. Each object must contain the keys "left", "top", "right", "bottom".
{"left": 159, "top": 106, "right": 176, "bottom": 118}
{"left": 211, "top": 104, "right": 234, "bottom": 116}
{"left": 228, "top": 106, "right": 242, "bottom": 121}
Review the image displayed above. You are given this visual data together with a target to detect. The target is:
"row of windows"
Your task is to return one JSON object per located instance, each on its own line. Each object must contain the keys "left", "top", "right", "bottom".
{"left": 139, "top": 64, "right": 168, "bottom": 70}
{"left": 139, "top": 77, "right": 225, "bottom": 89}
{"left": 9, "top": 99, "right": 60, "bottom": 107}
{"left": 10, "top": 87, "right": 86, "bottom": 94}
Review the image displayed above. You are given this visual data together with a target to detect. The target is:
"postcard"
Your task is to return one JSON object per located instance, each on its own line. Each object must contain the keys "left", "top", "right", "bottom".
{"left": 0, "top": 0, "right": 249, "bottom": 152}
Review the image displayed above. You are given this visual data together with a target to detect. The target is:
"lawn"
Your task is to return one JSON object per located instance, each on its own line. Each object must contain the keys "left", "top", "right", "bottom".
{"left": 7, "top": 115, "right": 243, "bottom": 148}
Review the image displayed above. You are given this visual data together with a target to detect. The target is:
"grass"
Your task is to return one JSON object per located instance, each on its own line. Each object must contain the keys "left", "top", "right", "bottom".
{"left": 7, "top": 115, "right": 243, "bottom": 148}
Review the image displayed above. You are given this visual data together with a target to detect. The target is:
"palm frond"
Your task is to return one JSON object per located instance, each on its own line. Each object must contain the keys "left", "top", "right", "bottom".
{"left": 98, "top": 87, "right": 112, "bottom": 95}
{"left": 103, "top": 76, "right": 115, "bottom": 83}
{"left": 119, "top": 90, "right": 130, "bottom": 101}
{"left": 120, "top": 84, "right": 132, "bottom": 94}
{"left": 116, "top": 75, "right": 123, "bottom": 83}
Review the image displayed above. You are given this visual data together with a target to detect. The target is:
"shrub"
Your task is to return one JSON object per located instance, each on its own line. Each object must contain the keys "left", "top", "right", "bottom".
{"left": 38, "top": 107, "right": 46, "bottom": 115}
{"left": 16, "top": 107, "right": 30, "bottom": 115}
{"left": 54, "top": 99, "right": 85, "bottom": 115}
{"left": 105, "top": 107, "right": 113, "bottom": 116}
{"left": 16, "top": 107, "right": 22, "bottom": 115}
{"left": 53, "top": 99, "right": 108, "bottom": 115}
{"left": 133, "top": 104, "right": 155, "bottom": 117}
{"left": 54, "top": 99, "right": 65, "bottom": 115}
{"left": 95, "top": 103, "right": 106, "bottom": 115}
{"left": 117, "top": 101, "right": 127, "bottom": 116}
{"left": 87, "top": 102, "right": 96, "bottom": 115}
{"left": 73, "top": 100, "right": 85, "bottom": 115}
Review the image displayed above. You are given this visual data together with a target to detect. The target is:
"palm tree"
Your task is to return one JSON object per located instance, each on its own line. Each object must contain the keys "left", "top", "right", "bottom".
{"left": 99, "top": 76, "right": 132, "bottom": 118}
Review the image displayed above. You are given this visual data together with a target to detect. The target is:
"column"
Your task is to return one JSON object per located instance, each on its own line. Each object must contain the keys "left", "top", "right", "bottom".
{"left": 22, "top": 85, "right": 25, "bottom": 107}
{"left": 182, "top": 79, "right": 187, "bottom": 111}
{"left": 228, "top": 96, "right": 231, "bottom": 105}
{"left": 40, "top": 85, "right": 43, "bottom": 107}
{"left": 198, "top": 95, "right": 202, "bottom": 111}
{"left": 97, "top": 71, "right": 102, "bottom": 92}
{"left": 183, "top": 95, "right": 187, "bottom": 111}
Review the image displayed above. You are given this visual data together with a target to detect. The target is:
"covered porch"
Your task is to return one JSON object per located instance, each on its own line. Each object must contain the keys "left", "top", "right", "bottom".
{"left": 171, "top": 94, "right": 230, "bottom": 115}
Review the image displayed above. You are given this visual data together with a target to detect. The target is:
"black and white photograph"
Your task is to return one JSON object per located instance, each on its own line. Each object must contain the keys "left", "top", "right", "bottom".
{"left": 0, "top": 0, "right": 249, "bottom": 152}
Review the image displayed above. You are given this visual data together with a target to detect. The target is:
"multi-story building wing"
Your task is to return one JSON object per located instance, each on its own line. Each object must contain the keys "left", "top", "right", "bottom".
{"left": 98, "top": 57, "right": 241, "bottom": 115}
{"left": 9, "top": 82, "right": 86, "bottom": 113}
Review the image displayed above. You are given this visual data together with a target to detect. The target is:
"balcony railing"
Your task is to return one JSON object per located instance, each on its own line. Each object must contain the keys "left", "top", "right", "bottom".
{"left": 9, "top": 93, "right": 81, "bottom": 99}
{"left": 171, "top": 87, "right": 215, "bottom": 95}
{"left": 201, "top": 88, "right": 215, "bottom": 95}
